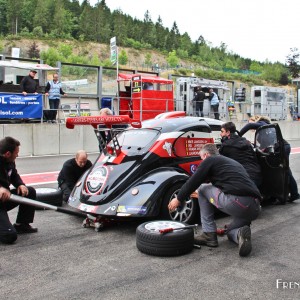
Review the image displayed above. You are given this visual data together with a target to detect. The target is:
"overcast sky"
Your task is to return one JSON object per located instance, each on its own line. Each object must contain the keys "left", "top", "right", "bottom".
{"left": 87, "top": 0, "right": 299, "bottom": 64}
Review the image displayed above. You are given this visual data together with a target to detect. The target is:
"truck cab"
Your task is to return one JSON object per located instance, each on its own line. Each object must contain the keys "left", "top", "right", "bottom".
{"left": 115, "top": 73, "right": 174, "bottom": 121}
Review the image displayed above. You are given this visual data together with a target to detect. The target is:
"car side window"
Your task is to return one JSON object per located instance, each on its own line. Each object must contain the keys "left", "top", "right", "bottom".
{"left": 256, "top": 127, "right": 277, "bottom": 153}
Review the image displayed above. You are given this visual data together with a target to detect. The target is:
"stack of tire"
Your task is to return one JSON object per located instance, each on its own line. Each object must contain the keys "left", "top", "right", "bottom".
{"left": 136, "top": 220, "right": 195, "bottom": 257}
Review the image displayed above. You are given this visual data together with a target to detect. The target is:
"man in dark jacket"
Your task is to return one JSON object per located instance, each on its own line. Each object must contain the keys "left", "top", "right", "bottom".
{"left": 219, "top": 122, "right": 262, "bottom": 188}
{"left": 168, "top": 143, "right": 261, "bottom": 257}
{"left": 0, "top": 137, "right": 37, "bottom": 245}
{"left": 240, "top": 115, "right": 299, "bottom": 202}
{"left": 20, "top": 70, "right": 38, "bottom": 96}
{"left": 58, "top": 150, "right": 92, "bottom": 202}
{"left": 191, "top": 86, "right": 205, "bottom": 117}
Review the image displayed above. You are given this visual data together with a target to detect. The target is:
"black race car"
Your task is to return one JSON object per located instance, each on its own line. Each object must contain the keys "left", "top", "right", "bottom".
{"left": 65, "top": 112, "right": 223, "bottom": 225}
{"left": 65, "top": 113, "right": 288, "bottom": 227}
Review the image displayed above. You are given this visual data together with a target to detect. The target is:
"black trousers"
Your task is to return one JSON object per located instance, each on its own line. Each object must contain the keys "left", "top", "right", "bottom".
{"left": 211, "top": 104, "right": 220, "bottom": 120}
{"left": 59, "top": 182, "right": 72, "bottom": 203}
{"left": 49, "top": 98, "right": 60, "bottom": 121}
{"left": 0, "top": 187, "right": 36, "bottom": 244}
{"left": 195, "top": 101, "right": 204, "bottom": 117}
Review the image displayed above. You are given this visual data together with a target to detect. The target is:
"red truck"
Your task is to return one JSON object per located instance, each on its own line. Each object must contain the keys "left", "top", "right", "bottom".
{"left": 116, "top": 73, "right": 174, "bottom": 121}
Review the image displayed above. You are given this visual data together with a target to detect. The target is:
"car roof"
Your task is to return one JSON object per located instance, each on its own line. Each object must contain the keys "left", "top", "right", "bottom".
{"left": 141, "top": 116, "right": 223, "bottom": 133}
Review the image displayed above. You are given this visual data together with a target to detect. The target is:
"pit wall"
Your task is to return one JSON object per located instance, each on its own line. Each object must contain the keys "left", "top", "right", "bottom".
{"left": 0, "top": 120, "right": 299, "bottom": 157}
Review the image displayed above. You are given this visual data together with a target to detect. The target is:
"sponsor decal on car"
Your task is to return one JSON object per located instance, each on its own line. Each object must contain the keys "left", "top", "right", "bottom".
{"left": 162, "top": 141, "right": 172, "bottom": 156}
{"left": 85, "top": 166, "right": 109, "bottom": 194}
{"left": 190, "top": 164, "right": 198, "bottom": 174}
{"left": 78, "top": 203, "right": 99, "bottom": 213}
{"left": 117, "top": 205, "right": 147, "bottom": 214}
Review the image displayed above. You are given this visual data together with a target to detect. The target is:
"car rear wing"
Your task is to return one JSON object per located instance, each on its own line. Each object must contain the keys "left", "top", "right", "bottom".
{"left": 66, "top": 115, "right": 142, "bottom": 129}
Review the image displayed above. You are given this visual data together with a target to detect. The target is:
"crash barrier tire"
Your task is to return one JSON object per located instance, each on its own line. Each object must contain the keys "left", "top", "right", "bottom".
{"left": 160, "top": 183, "right": 199, "bottom": 224}
{"left": 36, "top": 188, "right": 63, "bottom": 208}
{"left": 136, "top": 220, "right": 194, "bottom": 257}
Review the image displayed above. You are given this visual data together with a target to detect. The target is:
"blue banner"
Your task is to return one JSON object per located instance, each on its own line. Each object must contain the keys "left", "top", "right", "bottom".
{"left": 0, "top": 93, "right": 43, "bottom": 119}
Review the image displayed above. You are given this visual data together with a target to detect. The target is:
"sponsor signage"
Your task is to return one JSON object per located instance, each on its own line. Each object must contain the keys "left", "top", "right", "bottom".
{"left": 0, "top": 93, "right": 43, "bottom": 119}
{"left": 132, "top": 75, "right": 142, "bottom": 93}
{"left": 110, "top": 36, "right": 117, "bottom": 65}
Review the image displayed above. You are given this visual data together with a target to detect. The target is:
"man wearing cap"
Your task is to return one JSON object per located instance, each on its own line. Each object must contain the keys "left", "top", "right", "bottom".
{"left": 20, "top": 70, "right": 38, "bottom": 96}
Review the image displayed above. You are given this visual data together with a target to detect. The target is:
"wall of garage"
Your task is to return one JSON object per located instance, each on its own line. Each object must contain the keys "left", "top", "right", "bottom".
{"left": 0, "top": 123, "right": 98, "bottom": 157}
{"left": 0, "top": 120, "right": 299, "bottom": 157}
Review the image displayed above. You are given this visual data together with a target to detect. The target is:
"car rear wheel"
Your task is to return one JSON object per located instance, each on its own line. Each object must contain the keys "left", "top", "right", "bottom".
{"left": 160, "top": 183, "right": 199, "bottom": 225}
{"left": 136, "top": 220, "right": 194, "bottom": 256}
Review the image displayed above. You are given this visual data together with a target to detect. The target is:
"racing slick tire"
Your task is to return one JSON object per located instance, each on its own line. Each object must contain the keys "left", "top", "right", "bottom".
{"left": 160, "top": 183, "right": 199, "bottom": 225}
{"left": 36, "top": 188, "right": 63, "bottom": 208}
{"left": 136, "top": 220, "right": 194, "bottom": 257}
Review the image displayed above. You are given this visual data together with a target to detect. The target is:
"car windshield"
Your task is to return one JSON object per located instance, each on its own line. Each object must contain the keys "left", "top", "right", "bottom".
{"left": 109, "top": 128, "right": 160, "bottom": 153}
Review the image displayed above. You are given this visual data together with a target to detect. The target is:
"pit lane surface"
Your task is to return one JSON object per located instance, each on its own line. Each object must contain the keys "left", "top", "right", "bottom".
{"left": 1, "top": 145, "right": 300, "bottom": 300}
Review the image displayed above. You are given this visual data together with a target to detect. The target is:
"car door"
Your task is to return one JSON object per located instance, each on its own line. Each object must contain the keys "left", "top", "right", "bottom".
{"left": 254, "top": 123, "right": 289, "bottom": 204}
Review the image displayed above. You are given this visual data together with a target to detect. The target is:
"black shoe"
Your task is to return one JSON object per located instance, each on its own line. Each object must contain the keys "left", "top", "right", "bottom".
{"left": 238, "top": 226, "right": 252, "bottom": 257}
{"left": 288, "top": 194, "right": 300, "bottom": 202}
{"left": 194, "top": 232, "right": 218, "bottom": 247}
{"left": 271, "top": 198, "right": 285, "bottom": 205}
{"left": 13, "top": 223, "right": 38, "bottom": 234}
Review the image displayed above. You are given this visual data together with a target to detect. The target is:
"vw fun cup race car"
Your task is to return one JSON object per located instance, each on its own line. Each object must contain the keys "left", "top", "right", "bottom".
{"left": 65, "top": 112, "right": 223, "bottom": 228}
{"left": 65, "top": 112, "right": 288, "bottom": 231}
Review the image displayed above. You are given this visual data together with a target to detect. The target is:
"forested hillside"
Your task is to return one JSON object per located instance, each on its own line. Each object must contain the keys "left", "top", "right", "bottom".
{"left": 0, "top": 0, "right": 293, "bottom": 86}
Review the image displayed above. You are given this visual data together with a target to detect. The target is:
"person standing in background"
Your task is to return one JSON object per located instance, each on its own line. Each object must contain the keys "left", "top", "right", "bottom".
{"left": 191, "top": 86, "right": 205, "bottom": 117}
{"left": 45, "top": 73, "right": 67, "bottom": 123}
{"left": 20, "top": 70, "right": 38, "bottom": 96}
{"left": 208, "top": 88, "right": 220, "bottom": 120}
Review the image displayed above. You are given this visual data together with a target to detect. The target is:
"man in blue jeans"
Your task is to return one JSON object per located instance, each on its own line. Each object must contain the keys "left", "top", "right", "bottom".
{"left": 168, "top": 143, "right": 261, "bottom": 257}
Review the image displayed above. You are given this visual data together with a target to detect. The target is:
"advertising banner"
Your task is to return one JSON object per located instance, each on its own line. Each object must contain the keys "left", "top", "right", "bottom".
{"left": 0, "top": 93, "right": 43, "bottom": 119}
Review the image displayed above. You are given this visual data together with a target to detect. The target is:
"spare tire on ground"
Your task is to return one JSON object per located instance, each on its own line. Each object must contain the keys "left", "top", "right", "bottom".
{"left": 35, "top": 188, "right": 63, "bottom": 207}
{"left": 136, "top": 220, "right": 194, "bottom": 257}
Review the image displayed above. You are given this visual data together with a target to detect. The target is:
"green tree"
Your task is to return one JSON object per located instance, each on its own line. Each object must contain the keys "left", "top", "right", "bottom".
{"left": 154, "top": 16, "right": 166, "bottom": 50}
{"left": 111, "top": 9, "right": 127, "bottom": 46}
{"left": 20, "top": 0, "right": 38, "bottom": 33}
{"left": 0, "top": 0, "right": 9, "bottom": 35}
{"left": 179, "top": 32, "right": 192, "bottom": 56}
{"left": 286, "top": 47, "right": 300, "bottom": 78}
{"left": 78, "top": 3, "right": 95, "bottom": 41}
{"left": 118, "top": 49, "right": 128, "bottom": 65}
{"left": 6, "top": 0, "right": 23, "bottom": 35}
{"left": 145, "top": 52, "right": 152, "bottom": 67}
{"left": 279, "top": 73, "right": 289, "bottom": 85}
{"left": 32, "top": 26, "right": 43, "bottom": 37}
{"left": 33, "top": 0, "right": 51, "bottom": 34}
{"left": 166, "top": 21, "right": 180, "bottom": 51}
{"left": 167, "top": 50, "right": 179, "bottom": 68}
{"left": 94, "top": 0, "right": 111, "bottom": 43}
{"left": 249, "top": 61, "right": 263, "bottom": 73}
{"left": 27, "top": 41, "right": 40, "bottom": 58}
{"left": 58, "top": 44, "right": 73, "bottom": 58}
{"left": 40, "top": 47, "right": 64, "bottom": 66}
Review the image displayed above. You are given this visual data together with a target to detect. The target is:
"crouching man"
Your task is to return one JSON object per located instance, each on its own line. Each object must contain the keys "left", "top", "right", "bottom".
{"left": 0, "top": 137, "right": 37, "bottom": 245}
{"left": 168, "top": 143, "right": 261, "bottom": 257}
{"left": 58, "top": 150, "right": 92, "bottom": 203}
